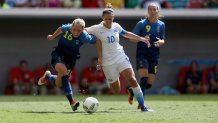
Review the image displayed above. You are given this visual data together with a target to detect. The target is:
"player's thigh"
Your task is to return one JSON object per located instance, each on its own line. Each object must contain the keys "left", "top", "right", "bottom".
{"left": 148, "top": 59, "right": 159, "bottom": 75}
{"left": 147, "top": 59, "right": 159, "bottom": 84}
{"left": 118, "top": 55, "right": 138, "bottom": 87}
{"left": 102, "top": 64, "right": 120, "bottom": 88}
{"left": 136, "top": 56, "right": 149, "bottom": 77}
{"left": 55, "top": 63, "right": 68, "bottom": 76}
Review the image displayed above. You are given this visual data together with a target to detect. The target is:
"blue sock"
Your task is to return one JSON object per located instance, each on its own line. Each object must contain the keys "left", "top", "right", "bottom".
{"left": 132, "top": 86, "right": 144, "bottom": 107}
{"left": 140, "top": 77, "right": 148, "bottom": 96}
{"left": 62, "top": 75, "right": 73, "bottom": 104}
{"left": 46, "top": 75, "right": 57, "bottom": 86}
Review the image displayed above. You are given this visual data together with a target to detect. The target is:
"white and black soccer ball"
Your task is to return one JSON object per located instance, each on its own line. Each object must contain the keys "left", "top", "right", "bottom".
{"left": 83, "top": 97, "right": 99, "bottom": 113}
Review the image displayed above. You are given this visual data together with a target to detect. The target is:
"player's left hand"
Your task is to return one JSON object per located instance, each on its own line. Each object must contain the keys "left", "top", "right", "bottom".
{"left": 154, "top": 37, "right": 163, "bottom": 47}
{"left": 141, "top": 38, "right": 151, "bottom": 48}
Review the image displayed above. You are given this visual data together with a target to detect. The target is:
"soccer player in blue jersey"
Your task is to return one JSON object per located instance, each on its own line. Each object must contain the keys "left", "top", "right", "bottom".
{"left": 38, "top": 18, "right": 96, "bottom": 111}
{"left": 128, "top": 3, "right": 165, "bottom": 108}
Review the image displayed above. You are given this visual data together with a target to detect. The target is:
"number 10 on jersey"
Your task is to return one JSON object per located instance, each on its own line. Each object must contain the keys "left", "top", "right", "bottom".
{"left": 107, "top": 36, "right": 115, "bottom": 43}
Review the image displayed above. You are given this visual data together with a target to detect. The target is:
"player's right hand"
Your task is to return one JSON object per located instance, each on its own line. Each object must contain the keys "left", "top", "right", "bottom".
{"left": 145, "top": 34, "right": 150, "bottom": 41}
{"left": 96, "top": 58, "right": 102, "bottom": 70}
{"left": 142, "top": 34, "right": 150, "bottom": 47}
{"left": 47, "top": 35, "right": 54, "bottom": 41}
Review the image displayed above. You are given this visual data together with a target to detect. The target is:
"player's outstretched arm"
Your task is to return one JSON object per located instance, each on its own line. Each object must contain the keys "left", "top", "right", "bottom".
{"left": 96, "top": 38, "right": 103, "bottom": 67}
{"left": 123, "top": 31, "right": 150, "bottom": 47}
{"left": 47, "top": 27, "right": 63, "bottom": 41}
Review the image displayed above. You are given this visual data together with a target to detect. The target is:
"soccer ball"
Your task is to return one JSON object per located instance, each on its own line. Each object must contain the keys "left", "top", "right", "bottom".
{"left": 83, "top": 97, "right": 99, "bottom": 113}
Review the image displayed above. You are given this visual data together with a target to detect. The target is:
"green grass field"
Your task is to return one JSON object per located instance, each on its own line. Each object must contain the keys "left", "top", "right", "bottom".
{"left": 0, "top": 95, "right": 218, "bottom": 123}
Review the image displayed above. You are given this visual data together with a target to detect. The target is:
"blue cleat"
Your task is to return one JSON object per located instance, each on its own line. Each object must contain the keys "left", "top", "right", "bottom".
{"left": 140, "top": 105, "right": 154, "bottom": 112}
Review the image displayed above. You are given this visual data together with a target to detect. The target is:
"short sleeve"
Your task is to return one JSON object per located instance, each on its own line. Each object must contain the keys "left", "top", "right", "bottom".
{"left": 115, "top": 23, "right": 127, "bottom": 36}
{"left": 132, "top": 20, "right": 143, "bottom": 36}
{"left": 61, "top": 24, "right": 72, "bottom": 32}
{"left": 80, "top": 31, "right": 96, "bottom": 44}
{"left": 160, "top": 23, "right": 165, "bottom": 40}
{"left": 86, "top": 25, "right": 98, "bottom": 36}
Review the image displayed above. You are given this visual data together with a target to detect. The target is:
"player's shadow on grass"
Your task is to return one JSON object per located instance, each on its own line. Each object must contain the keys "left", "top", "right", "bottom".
{"left": 22, "top": 110, "right": 126, "bottom": 115}
{"left": 22, "top": 111, "right": 112, "bottom": 114}
{"left": 22, "top": 111, "right": 85, "bottom": 114}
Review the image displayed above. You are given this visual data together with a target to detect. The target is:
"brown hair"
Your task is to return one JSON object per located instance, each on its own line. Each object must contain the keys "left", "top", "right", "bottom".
{"left": 102, "top": 3, "right": 114, "bottom": 16}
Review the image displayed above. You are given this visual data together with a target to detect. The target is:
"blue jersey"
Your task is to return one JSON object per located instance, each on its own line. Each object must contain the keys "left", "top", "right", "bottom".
{"left": 55, "top": 24, "right": 96, "bottom": 58}
{"left": 132, "top": 19, "right": 165, "bottom": 58}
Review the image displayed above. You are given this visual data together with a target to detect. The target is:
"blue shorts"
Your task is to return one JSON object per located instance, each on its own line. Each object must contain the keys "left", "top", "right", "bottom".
{"left": 136, "top": 55, "right": 159, "bottom": 74}
{"left": 51, "top": 50, "right": 77, "bottom": 71}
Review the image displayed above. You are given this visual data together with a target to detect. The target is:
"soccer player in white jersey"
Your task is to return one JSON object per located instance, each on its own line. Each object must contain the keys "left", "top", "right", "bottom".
{"left": 86, "top": 3, "right": 153, "bottom": 112}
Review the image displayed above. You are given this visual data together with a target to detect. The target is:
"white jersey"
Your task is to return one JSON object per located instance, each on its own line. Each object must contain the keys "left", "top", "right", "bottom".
{"left": 86, "top": 22, "right": 127, "bottom": 66}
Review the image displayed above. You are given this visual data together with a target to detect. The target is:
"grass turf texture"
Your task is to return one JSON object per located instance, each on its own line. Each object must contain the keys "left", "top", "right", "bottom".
{"left": 0, "top": 95, "right": 218, "bottom": 123}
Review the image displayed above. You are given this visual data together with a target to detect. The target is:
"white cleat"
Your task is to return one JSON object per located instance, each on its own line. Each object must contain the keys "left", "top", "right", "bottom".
{"left": 38, "top": 70, "right": 51, "bottom": 85}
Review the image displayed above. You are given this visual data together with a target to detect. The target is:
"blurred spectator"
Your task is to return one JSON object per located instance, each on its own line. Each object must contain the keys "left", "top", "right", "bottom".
{"left": 177, "top": 66, "right": 191, "bottom": 93}
{"left": 0, "top": 0, "right": 4, "bottom": 6}
{"left": 81, "top": 0, "right": 102, "bottom": 8}
{"left": 140, "top": 0, "right": 162, "bottom": 9}
{"left": 208, "top": 61, "right": 218, "bottom": 93}
{"left": 5, "top": 60, "right": 36, "bottom": 95}
{"left": 104, "top": 0, "right": 124, "bottom": 8}
{"left": 167, "top": 0, "right": 189, "bottom": 8}
{"left": 160, "top": 0, "right": 172, "bottom": 8}
{"left": 34, "top": 63, "right": 61, "bottom": 95}
{"left": 208, "top": 0, "right": 218, "bottom": 8}
{"left": 125, "top": 0, "right": 139, "bottom": 8}
{"left": 30, "top": 0, "right": 45, "bottom": 7}
{"left": 69, "top": 68, "right": 79, "bottom": 94}
{"left": 45, "top": 0, "right": 62, "bottom": 8}
{"left": 80, "top": 57, "right": 108, "bottom": 94}
{"left": 15, "top": 0, "right": 30, "bottom": 7}
{"left": 4, "top": 0, "right": 16, "bottom": 8}
{"left": 62, "top": 0, "right": 81, "bottom": 8}
{"left": 186, "top": 0, "right": 204, "bottom": 8}
{"left": 185, "top": 60, "right": 202, "bottom": 94}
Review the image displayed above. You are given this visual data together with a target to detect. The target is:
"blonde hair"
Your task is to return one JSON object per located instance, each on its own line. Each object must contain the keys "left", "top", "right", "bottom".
{"left": 102, "top": 3, "right": 114, "bottom": 16}
{"left": 146, "top": 2, "right": 164, "bottom": 19}
{"left": 72, "top": 18, "right": 85, "bottom": 28}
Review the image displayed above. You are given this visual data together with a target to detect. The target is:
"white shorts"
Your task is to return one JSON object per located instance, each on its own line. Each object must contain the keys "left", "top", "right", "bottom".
{"left": 102, "top": 55, "right": 133, "bottom": 84}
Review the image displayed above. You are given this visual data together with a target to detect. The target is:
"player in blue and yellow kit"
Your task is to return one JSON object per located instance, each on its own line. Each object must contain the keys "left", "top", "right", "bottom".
{"left": 38, "top": 18, "right": 96, "bottom": 111}
{"left": 128, "top": 3, "right": 165, "bottom": 108}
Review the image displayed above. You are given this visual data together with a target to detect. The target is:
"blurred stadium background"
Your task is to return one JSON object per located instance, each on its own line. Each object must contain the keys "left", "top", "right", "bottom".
{"left": 0, "top": 0, "right": 218, "bottom": 95}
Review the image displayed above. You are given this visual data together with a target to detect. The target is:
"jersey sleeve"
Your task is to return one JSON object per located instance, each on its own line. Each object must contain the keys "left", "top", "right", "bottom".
{"left": 160, "top": 23, "right": 165, "bottom": 40}
{"left": 61, "top": 24, "right": 72, "bottom": 32}
{"left": 115, "top": 23, "right": 127, "bottom": 36}
{"left": 132, "top": 20, "right": 143, "bottom": 36}
{"left": 80, "top": 31, "right": 96, "bottom": 44}
{"left": 86, "top": 25, "right": 98, "bottom": 36}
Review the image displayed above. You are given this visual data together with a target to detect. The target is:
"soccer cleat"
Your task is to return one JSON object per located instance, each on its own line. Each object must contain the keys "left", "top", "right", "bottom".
{"left": 38, "top": 70, "right": 51, "bottom": 85}
{"left": 140, "top": 105, "right": 154, "bottom": 112}
{"left": 71, "top": 99, "right": 80, "bottom": 111}
{"left": 127, "top": 87, "right": 134, "bottom": 105}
